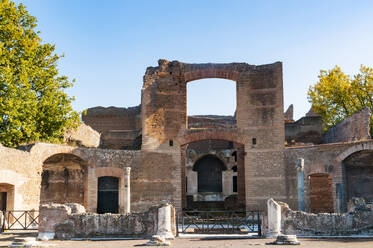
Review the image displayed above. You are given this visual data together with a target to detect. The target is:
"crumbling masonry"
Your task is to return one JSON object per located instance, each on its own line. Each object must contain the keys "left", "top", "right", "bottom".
{"left": 0, "top": 60, "right": 372, "bottom": 218}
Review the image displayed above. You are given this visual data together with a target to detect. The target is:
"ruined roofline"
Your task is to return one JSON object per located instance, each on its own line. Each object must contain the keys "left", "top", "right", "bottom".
{"left": 146, "top": 59, "right": 282, "bottom": 72}
{"left": 143, "top": 59, "right": 282, "bottom": 87}
{"left": 189, "top": 115, "right": 234, "bottom": 119}
{"left": 83, "top": 105, "right": 141, "bottom": 117}
{"left": 284, "top": 138, "right": 373, "bottom": 150}
{"left": 84, "top": 104, "right": 237, "bottom": 120}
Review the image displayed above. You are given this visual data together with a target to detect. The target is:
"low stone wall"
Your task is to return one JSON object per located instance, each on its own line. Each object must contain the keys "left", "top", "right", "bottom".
{"left": 38, "top": 203, "right": 175, "bottom": 240}
{"left": 278, "top": 200, "right": 373, "bottom": 236}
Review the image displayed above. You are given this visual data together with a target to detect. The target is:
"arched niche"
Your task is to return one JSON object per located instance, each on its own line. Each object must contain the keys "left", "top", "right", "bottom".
{"left": 342, "top": 150, "right": 373, "bottom": 205}
{"left": 40, "top": 153, "right": 88, "bottom": 207}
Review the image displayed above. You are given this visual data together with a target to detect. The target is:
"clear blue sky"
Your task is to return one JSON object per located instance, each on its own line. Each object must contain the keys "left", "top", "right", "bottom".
{"left": 16, "top": 0, "right": 373, "bottom": 120}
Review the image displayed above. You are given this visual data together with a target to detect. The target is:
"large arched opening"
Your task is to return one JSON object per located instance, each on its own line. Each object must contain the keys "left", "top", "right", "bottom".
{"left": 187, "top": 78, "right": 236, "bottom": 116}
{"left": 186, "top": 78, "right": 237, "bottom": 130}
{"left": 40, "top": 153, "right": 88, "bottom": 207}
{"left": 182, "top": 137, "right": 246, "bottom": 211}
{"left": 342, "top": 150, "right": 373, "bottom": 206}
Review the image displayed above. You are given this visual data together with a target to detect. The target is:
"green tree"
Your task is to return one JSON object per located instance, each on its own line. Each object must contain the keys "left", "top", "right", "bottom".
{"left": 308, "top": 65, "right": 373, "bottom": 132}
{"left": 0, "top": 0, "right": 80, "bottom": 147}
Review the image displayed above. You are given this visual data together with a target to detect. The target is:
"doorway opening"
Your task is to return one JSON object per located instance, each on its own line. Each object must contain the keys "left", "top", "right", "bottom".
{"left": 0, "top": 192, "right": 6, "bottom": 211}
{"left": 97, "top": 176, "right": 119, "bottom": 214}
{"left": 193, "top": 155, "right": 226, "bottom": 193}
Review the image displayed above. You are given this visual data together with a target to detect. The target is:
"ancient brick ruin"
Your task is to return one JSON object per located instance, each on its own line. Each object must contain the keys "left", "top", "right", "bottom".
{"left": 0, "top": 59, "right": 372, "bottom": 233}
{"left": 266, "top": 198, "right": 373, "bottom": 236}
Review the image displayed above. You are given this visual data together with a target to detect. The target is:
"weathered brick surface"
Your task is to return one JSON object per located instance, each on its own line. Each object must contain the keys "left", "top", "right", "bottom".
{"left": 309, "top": 174, "right": 334, "bottom": 213}
{"left": 64, "top": 124, "right": 100, "bottom": 148}
{"left": 82, "top": 105, "right": 141, "bottom": 149}
{"left": 141, "top": 60, "right": 285, "bottom": 211}
{"left": 323, "top": 108, "right": 371, "bottom": 143}
{"left": 188, "top": 116, "right": 236, "bottom": 129}
{"left": 285, "top": 116, "right": 323, "bottom": 144}
{"left": 40, "top": 153, "right": 88, "bottom": 206}
{"left": 1, "top": 59, "right": 373, "bottom": 218}
{"left": 284, "top": 140, "right": 373, "bottom": 212}
{"left": 82, "top": 106, "right": 141, "bottom": 132}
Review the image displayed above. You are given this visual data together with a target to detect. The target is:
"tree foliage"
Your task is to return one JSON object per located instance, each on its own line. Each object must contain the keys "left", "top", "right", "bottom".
{"left": 308, "top": 65, "right": 373, "bottom": 132}
{"left": 0, "top": 0, "right": 80, "bottom": 147}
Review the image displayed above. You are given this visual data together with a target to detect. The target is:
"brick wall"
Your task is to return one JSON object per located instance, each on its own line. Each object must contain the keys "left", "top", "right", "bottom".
{"left": 323, "top": 108, "right": 371, "bottom": 143}
{"left": 82, "top": 105, "right": 141, "bottom": 132}
{"left": 0, "top": 145, "right": 41, "bottom": 210}
{"left": 82, "top": 105, "right": 141, "bottom": 149}
{"left": 284, "top": 140, "right": 373, "bottom": 212}
{"left": 309, "top": 174, "right": 333, "bottom": 213}
{"left": 285, "top": 116, "right": 323, "bottom": 144}
{"left": 142, "top": 60, "right": 285, "bottom": 211}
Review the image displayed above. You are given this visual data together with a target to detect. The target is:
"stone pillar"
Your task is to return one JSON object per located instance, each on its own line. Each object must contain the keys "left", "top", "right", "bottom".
{"left": 156, "top": 204, "right": 174, "bottom": 239}
{"left": 266, "top": 198, "right": 281, "bottom": 237}
{"left": 86, "top": 167, "right": 97, "bottom": 213}
{"left": 186, "top": 169, "right": 197, "bottom": 195}
{"left": 124, "top": 167, "right": 131, "bottom": 214}
{"left": 222, "top": 170, "right": 233, "bottom": 197}
{"left": 336, "top": 183, "right": 343, "bottom": 213}
{"left": 296, "top": 158, "right": 305, "bottom": 211}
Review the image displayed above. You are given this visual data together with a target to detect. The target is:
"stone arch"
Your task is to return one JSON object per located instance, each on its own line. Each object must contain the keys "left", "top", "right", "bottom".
{"left": 182, "top": 136, "right": 246, "bottom": 210}
{"left": 142, "top": 60, "right": 283, "bottom": 151}
{"left": 28, "top": 143, "right": 90, "bottom": 165}
{"left": 184, "top": 68, "right": 240, "bottom": 83}
{"left": 141, "top": 60, "right": 284, "bottom": 211}
{"left": 328, "top": 143, "right": 373, "bottom": 212}
{"left": 306, "top": 164, "right": 329, "bottom": 177}
{"left": 341, "top": 148, "right": 373, "bottom": 207}
{"left": 335, "top": 143, "right": 373, "bottom": 164}
{"left": 177, "top": 128, "right": 248, "bottom": 146}
{"left": 40, "top": 153, "right": 88, "bottom": 208}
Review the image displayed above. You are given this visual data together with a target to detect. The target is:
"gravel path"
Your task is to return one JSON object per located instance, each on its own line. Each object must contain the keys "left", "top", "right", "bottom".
{"left": 1, "top": 231, "right": 373, "bottom": 248}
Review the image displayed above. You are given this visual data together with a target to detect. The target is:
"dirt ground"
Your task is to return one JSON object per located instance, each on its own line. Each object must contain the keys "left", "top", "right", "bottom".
{"left": 46, "top": 238, "right": 373, "bottom": 248}
{"left": 2, "top": 231, "right": 373, "bottom": 247}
